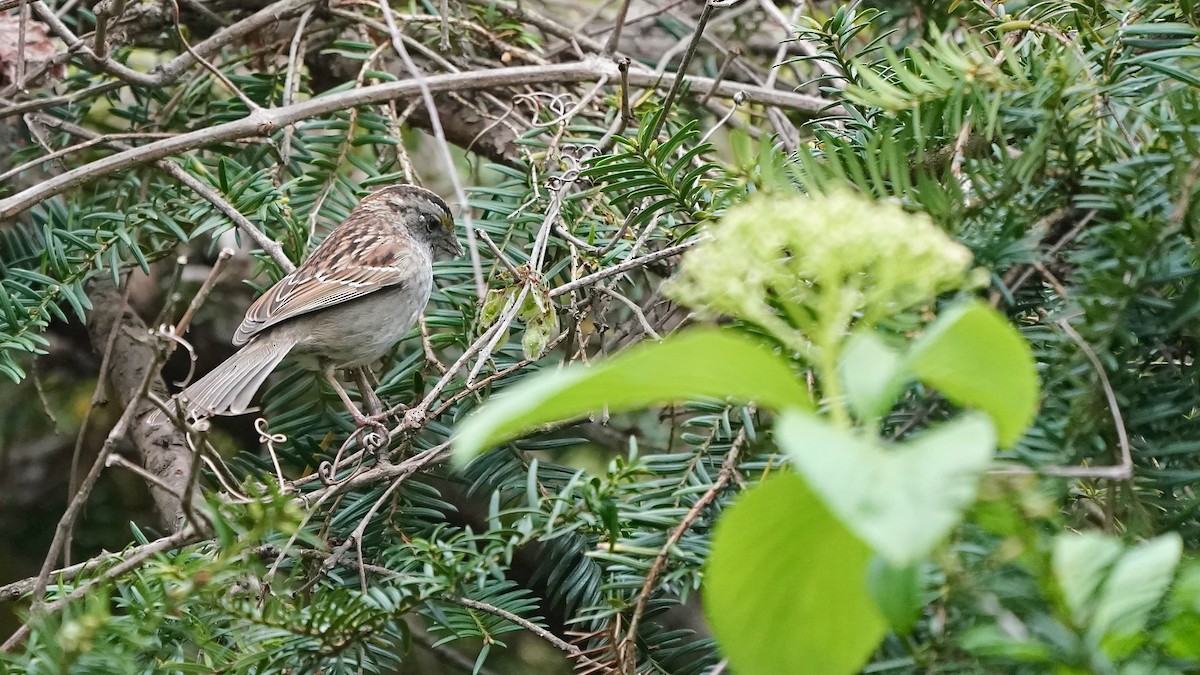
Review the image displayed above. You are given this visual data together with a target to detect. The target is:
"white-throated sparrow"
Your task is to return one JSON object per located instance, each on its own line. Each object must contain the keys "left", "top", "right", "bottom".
{"left": 149, "top": 184, "right": 461, "bottom": 427}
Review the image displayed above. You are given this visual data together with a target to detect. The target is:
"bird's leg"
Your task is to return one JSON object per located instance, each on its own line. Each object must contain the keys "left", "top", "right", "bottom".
{"left": 352, "top": 368, "right": 403, "bottom": 431}
{"left": 323, "top": 367, "right": 387, "bottom": 450}
{"left": 352, "top": 367, "right": 385, "bottom": 417}
{"left": 323, "top": 368, "right": 369, "bottom": 425}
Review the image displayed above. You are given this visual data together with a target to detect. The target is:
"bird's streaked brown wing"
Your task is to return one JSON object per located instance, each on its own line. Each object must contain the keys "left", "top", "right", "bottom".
{"left": 232, "top": 215, "right": 424, "bottom": 346}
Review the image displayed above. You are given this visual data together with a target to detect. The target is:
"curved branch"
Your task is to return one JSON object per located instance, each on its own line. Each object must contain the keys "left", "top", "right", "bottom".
{"left": 0, "top": 60, "right": 834, "bottom": 220}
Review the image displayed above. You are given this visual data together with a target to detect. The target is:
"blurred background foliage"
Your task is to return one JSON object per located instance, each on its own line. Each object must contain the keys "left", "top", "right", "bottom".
{"left": 1, "top": 0, "right": 1200, "bottom": 672}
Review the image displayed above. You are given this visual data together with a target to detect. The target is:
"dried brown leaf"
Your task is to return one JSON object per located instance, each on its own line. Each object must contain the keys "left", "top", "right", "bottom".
{"left": 0, "top": 14, "right": 62, "bottom": 87}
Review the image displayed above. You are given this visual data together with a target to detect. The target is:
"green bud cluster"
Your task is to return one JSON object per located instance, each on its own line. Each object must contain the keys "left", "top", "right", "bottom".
{"left": 668, "top": 190, "right": 974, "bottom": 350}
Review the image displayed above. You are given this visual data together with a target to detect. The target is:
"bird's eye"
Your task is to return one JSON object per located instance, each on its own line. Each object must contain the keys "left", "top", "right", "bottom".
{"left": 423, "top": 214, "right": 440, "bottom": 232}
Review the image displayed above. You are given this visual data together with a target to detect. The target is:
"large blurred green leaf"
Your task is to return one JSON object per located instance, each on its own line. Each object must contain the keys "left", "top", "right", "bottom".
{"left": 959, "top": 626, "right": 1054, "bottom": 662}
{"left": 1092, "top": 533, "right": 1181, "bottom": 656}
{"left": 1052, "top": 532, "right": 1125, "bottom": 625}
{"left": 453, "top": 328, "right": 809, "bottom": 462}
{"left": 840, "top": 330, "right": 905, "bottom": 420}
{"left": 705, "top": 474, "right": 885, "bottom": 675}
{"left": 1054, "top": 532, "right": 1182, "bottom": 658}
{"left": 906, "top": 300, "right": 1038, "bottom": 447}
{"left": 867, "top": 556, "right": 922, "bottom": 635}
{"left": 1160, "top": 563, "right": 1200, "bottom": 659}
{"left": 778, "top": 410, "right": 996, "bottom": 565}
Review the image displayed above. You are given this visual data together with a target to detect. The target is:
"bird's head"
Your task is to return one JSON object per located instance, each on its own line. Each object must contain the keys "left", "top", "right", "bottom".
{"left": 365, "top": 184, "right": 463, "bottom": 259}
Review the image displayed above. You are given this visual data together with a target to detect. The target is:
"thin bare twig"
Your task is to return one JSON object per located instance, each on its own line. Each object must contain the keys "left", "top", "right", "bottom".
{"left": 550, "top": 238, "right": 704, "bottom": 298}
{"left": 617, "top": 57, "right": 632, "bottom": 130}
{"left": 30, "top": 319, "right": 167, "bottom": 607}
{"left": 700, "top": 46, "right": 739, "bottom": 105}
{"left": 425, "top": 330, "right": 571, "bottom": 421}
{"left": 700, "top": 91, "right": 746, "bottom": 143}
{"left": 161, "top": 163, "right": 294, "bottom": 272}
{"left": 475, "top": 228, "right": 522, "bottom": 278}
{"left": 174, "top": 248, "right": 234, "bottom": 335}
{"left": 452, "top": 596, "right": 587, "bottom": 658}
{"left": 170, "top": 0, "right": 260, "bottom": 113}
{"left": 15, "top": 0, "right": 28, "bottom": 89}
{"left": 1042, "top": 319, "right": 1132, "bottom": 480}
{"left": 105, "top": 453, "right": 187, "bottom": 500}
{"left": 0, "top": 529, "right": 200, "bottom": 603}
{"left": 594, "top": 286, "right": 661, "bottom": 341}
{"left": 619, "top": 412, "right": 752, "bottom": 669}
{"left": 648, "top": 0, "right": 717, "bottom": 140}
{"left": 763, "top": 0, "right": 801, "bottom": 89}
{"left": 29, "top": 360, "right": 60, "bottom": 432}
{"left": 438, "top": 0, "right": 450, "bottom": 48}
{"left": 4, "top": 134, "right": 101, "bottom": 185}
{"left": 64, "top": 272, "right": 132, "bottom": 564}
{"left": 92, "top": 0, "right": 127, "bottom": 57}
{"left": 602, "top": 0, "right": 634, "bottom": 55}
{"left": 377, "top": 0, "right": 485, "bottom": 301}
{"left": 583, "top": 0, "right": 689, "bottom": 39}
{"left": 281, "top": 5, "right": 316, "bottom": 167}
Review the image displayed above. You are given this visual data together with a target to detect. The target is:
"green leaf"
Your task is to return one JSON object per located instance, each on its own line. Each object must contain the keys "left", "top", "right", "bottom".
{"left": 1161, "top": 563, "right": 1200, "bottom": 659}
{"left": 705, "top": 474, "right": 885, "bottom": 675}
{"left": 453, "top": 328, "right": 809, "bottom": 462}
{"left": 840, "top": 330, "right": 905, "bottom": 420}
{"left": 1052, "top": 532, "right": 1182, "bottom": 657}
{"left": 867, "top": 556, "right": 922, "bottom": 635}
{"left": 906, "top": 300, "right": 1038, "bottom": 447}
{"left": 959, "top": 626, "right": 1053, "bottom": 662}
{"left": 1052, "top": 532, "right": 1124, "bottom": 624}
{"left": 778, "top": 410, "right": 996, "bottom": 565}
{"left": 1090, "top": 533, "right": 1181, "bottom": 655}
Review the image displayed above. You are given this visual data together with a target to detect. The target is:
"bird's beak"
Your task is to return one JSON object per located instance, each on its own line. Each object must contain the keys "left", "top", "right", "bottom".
{"left": 438, "top": 234, "right": 464, "bottom": 259}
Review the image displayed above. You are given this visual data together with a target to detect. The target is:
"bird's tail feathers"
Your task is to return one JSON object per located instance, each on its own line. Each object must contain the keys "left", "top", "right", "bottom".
{"left": 146, "top": 333, "right": 296, "bottom": 426}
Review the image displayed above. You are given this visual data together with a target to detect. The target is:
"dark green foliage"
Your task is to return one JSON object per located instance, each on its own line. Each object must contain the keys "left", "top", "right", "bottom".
{"left": 4, "top": 0, "right": 1200, "bottom": 672}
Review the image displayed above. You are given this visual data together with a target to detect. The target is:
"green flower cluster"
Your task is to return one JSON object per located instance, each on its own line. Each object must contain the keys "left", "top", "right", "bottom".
{"left": 668, "top": 190, "right": 975, "bottom": 352}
